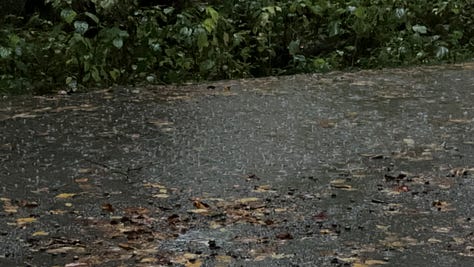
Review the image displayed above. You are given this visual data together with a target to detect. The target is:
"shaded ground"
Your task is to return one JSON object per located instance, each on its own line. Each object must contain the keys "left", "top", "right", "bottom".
{"left": 1, "top": 63, "right": 473, "bottom": 267}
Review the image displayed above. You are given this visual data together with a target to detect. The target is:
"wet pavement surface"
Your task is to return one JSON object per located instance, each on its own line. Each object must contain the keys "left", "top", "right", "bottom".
{"left": 1, "top": 63, "right": 473, "bottom": 266}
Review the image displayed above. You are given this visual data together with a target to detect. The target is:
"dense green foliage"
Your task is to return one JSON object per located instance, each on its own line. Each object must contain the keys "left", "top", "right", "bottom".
{"left": 1, "top": 0, "right": 473, "bottom": 94}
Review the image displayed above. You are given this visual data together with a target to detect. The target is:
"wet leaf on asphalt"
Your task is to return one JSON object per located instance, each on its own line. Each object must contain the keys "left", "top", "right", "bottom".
{"left": 1, "top": 198, "right": 18, "bottom": 213}
{"left": 276, "top": 232, "right": 293, "bottom": 240}
{"left": 74, "top": 177, "right": 89, "bottom": 183}
{"left": 16, "top": 217, "right": 37, "bottom": 225}
{"left": 64, "top": 263, "right": 90, "bottom": 267}
{"left": 101, "top": 203, "right": 115, "bottom": 212}
{"left": 192, "top": 199, "right": 210, "bottom": 209}
{"left": 55, "top": 193, "right": 77, "bottom": 199}
{"left": 32, "top": 231, "right": 49, "bottom": 236}
{"left": 46, "top": 246, "right": 86, "bottom": 254}
{"left": 432, "top": 200, "right": 454, "bottom": 211}
{"left": 253, "top": 185, "right": 275, "bottom": 193}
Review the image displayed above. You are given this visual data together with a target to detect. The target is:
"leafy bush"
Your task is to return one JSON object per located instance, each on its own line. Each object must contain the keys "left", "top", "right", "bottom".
{"left": 1, "top": 0, "right": 473, "bottom": 94}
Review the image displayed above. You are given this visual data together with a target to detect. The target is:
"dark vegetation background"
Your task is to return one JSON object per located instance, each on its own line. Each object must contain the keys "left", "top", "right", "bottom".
{"left": 1, "top": 0, "right": 473, "bottom": 94}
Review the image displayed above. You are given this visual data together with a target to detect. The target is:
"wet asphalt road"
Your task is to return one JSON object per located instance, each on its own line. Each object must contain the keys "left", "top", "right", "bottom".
{"left": 1, "top": 63, "right": 473, "bottom": 266}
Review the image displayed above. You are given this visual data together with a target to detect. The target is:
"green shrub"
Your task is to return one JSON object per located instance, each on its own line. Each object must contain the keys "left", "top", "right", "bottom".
{"left": 1, "top": 0, "right": 473, "bottom": 94}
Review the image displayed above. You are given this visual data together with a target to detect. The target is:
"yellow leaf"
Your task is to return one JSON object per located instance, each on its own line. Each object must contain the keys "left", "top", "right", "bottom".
{"left": 143, "top": 182, "right": 166, "bottom": 189}
{"left": 32, "top": 231, "right": 49, "bottom": 236}
{"left": 16, "top": 217, "right": 37, "bottom": 225}
{"left": 185, "top": 259, "right": 202, "bottom": 267}
{"left": 55, "top": 193, "right": 76, "bottom": 199}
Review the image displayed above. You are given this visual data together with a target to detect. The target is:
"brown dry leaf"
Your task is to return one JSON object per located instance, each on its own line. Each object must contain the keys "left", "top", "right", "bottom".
{"left": 123, "top": 207, "right": 150, "bottom": 215}
{"left": 448, "top": 118, "right": 471, "bottom": 123}
{"left": 330, "top": 180, "right": 354, "bottom": 190}
{"left": 148, "top": 119, "right": 173, "bottom": 127}
{"left": 49, "top": 209, "right": 67, "bottom": 215}
{"left": 65, "top": 263, "right": 90, "bottom": 267}
{"left": 276, "top": 232, "right": 293, "bottom": 240}
{"left": 152, "top": 194, "right": 169, "bottom": 198}
{"left": 215, "top": 255, "right": 233, "bottom": 267}
{"left": 448, "top": 167, "right": 473, "bottom": 177}
{"left": 78, "top": 168, "right": 93, "bottom": 174}
{"left": 319, "top": 119, "right": 336, "bottom": 128}
{"left": 55, "top": 193, "right": 76, "bottom": 199}
{"left": 185, "top": 259, "right": 202, "bottom": 267}
{"left": 432, "top": 200, "right": 455, "bottom": 211}
{"left": 1, "top": 198, "right": 18, "bottom": 213}
{"left": 140, "top": 257, "right": 157, "bottom": 263}
{"left": 32, "top": 231, "right": 49, "bottom": 236}
{"left": 46, "top": 246, "right": 86, "bottom": 254}
{"left": 16, "top": 217, "right": 37, "bottom": 225}
{"left": 364, "top": 259, "right": 389, "bottom": 265}
{"left": 320, "top": 229, "right": 335, "bottom": 235}
{"left": 253, "top": 185, "right": 275, "bottom": 193}
{"left": 12, "top": 113, "right": 37, "bottom": 119}
{"left": 101, "top": 203, "right": 115, "bottom": 212}
{"left": 74, "top": 177, "right": 89, "bottom": 183}
{"left": 118, "top": 242, "right": 135, "bottom": 250}
{"left": 143, "top": 182, "right": 166, "bottom": 189}
{"left": 235, "top": 197, "right": 260, "bottom": 204}
{"left": 187, "top": 209, "right": 210, "bottom": 214}
{"left": 193, "top": 200, "right": 210, "bottom": 209}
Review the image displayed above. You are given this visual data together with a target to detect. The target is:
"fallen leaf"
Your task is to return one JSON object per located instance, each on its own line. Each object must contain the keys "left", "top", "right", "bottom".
{"left": 152, "top": 194, "right": 169, "bottom": 198}
{"left": 276, "top": 232, "right": 293, "bottom": 240}
{"left": 253, "top": 185, "right": 275, "bottom": 193}
{"left": 1, "top": 198, "right": 18, "bottom": 213}
{"left": 193, "top": 200, "right": 210, "bottom": 209}
{"left": 46, "top": 246, "right": 86, "bottom": 254}
{"left": 32, "top": 231, "right": 49, "bottom": 236}
{"left": 55, "top": 193, "right": 76, "bottom": 199}
{"left": 364, "top": 259, "right": 389, "bottom": 265}
{"left": 235, "top": 197, "right": 260, "bottom": 204}
{"left": 16, "top": 217, "right": 37, "bottom": 225}
{"left": 101, "top": 203, "right": 115, "bottom": 212}
{"left": 143, "top": 182, "right": 166, "bottom": 189}
{"left": 74, "top": 177, "right": 89, "bottom": 183}
{"left": 319, "top": 119, "right": 336, "bottom": 128}
{"left": 185, "top": 259, "right": 202, "bottom": 267}
{"left": 65, "top": 263, "right": 90, "bottom": 267}
{"left": 118, "top": 243, "right": 135, "bottom": 250}
{"left": 448, "top": 118, "right": 471, "bottom": 123}
{"left": 187, "top": 209, "right": 210, "bottom": 214}
{"left": 148, "top": 119, "right": 173, "bottom": 127}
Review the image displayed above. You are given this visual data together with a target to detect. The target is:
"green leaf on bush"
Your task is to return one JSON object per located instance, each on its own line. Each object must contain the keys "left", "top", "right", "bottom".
{"left": 91, "top": 67, "right": 100, "bottom": 82}
{"left": 354, "top": 7, "right": 366, "bottom": 19}
{"left": 74, "top": 21, "right": 89, "bottom": 35}
{"left": 85, "top": 12, "right": 100, "bottom": 24}
{"left": 328, "top": 20, "right": 341, "bottom": 37}
{"left": 412, "top": 25, "right": 427, "bottom": 34}
{"left": 109, "top": 68, "right": 120, "bottom": 81}
{"left": 436, "top": 46, "right": 449, "bottom": 58}
{"left": 0, "top": 46, "right": 12, "bottom": 58}
{"left": 113, "top": 38, "right": 123, "bottom": 49}
{"left": 288, "top": 40, "right": 300, "bottom": 56}
{"left": 60, "top": 9, "right": 77, "bottom": 24}
{"left": 200, "top": 59, "right": 215, "bottom": 71}
{"left": 197, "top": 31, "right": 209, "bottom": 49}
